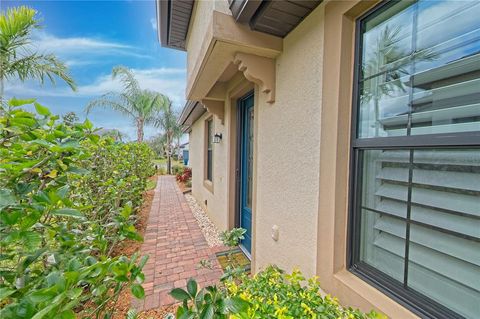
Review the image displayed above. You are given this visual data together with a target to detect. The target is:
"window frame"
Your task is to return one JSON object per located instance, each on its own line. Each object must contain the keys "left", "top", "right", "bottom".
{"left": 347, "top": 1, "right": 480, "bottom": 319}
{"left": 205, "top": 117, "right": 214, "bottom": 184}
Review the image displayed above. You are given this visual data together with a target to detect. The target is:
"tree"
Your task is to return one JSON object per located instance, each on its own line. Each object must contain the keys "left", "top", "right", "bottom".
{"left": 62, "top": 111, "right": 79, "bottom": 126}
{"left": 86, "top": 66, "right": 168, "bottom": 142}
{"left": 0, "top": 6, "right": 76, "bottom": 102}
{"left": 147, "top": 133, "right": 167, "bottom": 157}
{"left": 173, "top": 120, "right": 184, "bottom": 161}
{"left": 154, "top": 98, "right": 182, "bottom": 174}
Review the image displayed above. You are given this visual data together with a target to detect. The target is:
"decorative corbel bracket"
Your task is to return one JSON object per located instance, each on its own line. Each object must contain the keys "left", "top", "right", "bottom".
{"left": 202, "top": 99, "right": 225, "bottom": 124}
{"left": 234, "top": 52, "right": 276, "bottom": 103}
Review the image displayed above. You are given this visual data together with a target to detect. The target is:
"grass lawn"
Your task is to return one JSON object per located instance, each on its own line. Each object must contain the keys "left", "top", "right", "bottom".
{"left": 154, "top": 158, "right": 184, "bottom": 167}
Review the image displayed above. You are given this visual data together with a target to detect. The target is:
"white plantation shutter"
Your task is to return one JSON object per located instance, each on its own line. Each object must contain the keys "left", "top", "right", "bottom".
{"left": 363, "top": 149, "right": 480, "bottom": 318}
{"left": 355, "top": 1, "right": 480, "bottom": 317}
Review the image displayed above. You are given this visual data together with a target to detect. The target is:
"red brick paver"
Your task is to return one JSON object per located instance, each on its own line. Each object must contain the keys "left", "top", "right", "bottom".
{"left": 132, "top": 175, "right": 224, "bottom": 311}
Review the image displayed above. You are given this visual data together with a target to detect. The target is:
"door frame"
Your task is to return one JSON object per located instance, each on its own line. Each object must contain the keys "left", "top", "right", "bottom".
{"left": 235, "top": 90, "right": 254, "bottom": 259}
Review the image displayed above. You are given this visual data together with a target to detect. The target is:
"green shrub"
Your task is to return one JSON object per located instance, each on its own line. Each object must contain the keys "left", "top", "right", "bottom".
{"left": 0, "top": 99, "right": 154, "bottom": 318}
{"left": 173, "top": 227, "right": 382, "bottom": 319}
{"left": 225, "top": 266, "right": 386, "bottom": 319}
{"left": 171, "top": 278, "right": 249, "bottom": 319}
{"left": 158, "top": 167, "right": 167, "bottom": 175}
{"left": 172, "top": 164, "right": 183, "bottom": 175}
{"left": 173, "top": 266, "right": 384, "bottom": 319}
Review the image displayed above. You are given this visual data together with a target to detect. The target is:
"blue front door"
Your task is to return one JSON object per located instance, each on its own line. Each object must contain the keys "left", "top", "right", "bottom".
{"left": 239, "top": 93, "right": 254, "bottom": 254}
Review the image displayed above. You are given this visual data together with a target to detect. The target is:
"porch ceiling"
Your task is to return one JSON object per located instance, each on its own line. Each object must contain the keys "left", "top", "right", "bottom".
{"left": 157, "top": 0, "right": 323, "bottom": 50}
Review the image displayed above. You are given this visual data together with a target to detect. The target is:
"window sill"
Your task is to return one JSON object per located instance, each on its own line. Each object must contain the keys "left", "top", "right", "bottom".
{"left": 203, "top": 180, "right": 214, "bottom": 194}
{"left": 331, "top": 269, "right": 419, "bottom": 319}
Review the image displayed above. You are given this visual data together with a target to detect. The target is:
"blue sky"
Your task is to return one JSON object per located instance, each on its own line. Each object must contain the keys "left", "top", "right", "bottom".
{"left": 3, "top": 0, "right": 187, "bottom": 140}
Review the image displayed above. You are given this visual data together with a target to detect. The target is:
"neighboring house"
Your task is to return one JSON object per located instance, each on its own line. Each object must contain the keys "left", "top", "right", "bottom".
{"left": 179, "top": 142, "right": 190, "bottom": 165}
{"left": 156, "top": 0, "right": 480, "bottom": 318}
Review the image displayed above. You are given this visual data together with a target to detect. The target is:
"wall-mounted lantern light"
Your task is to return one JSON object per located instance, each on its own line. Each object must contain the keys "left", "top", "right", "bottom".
{"left": 213, "top": 133, "right": 222, "bottom": 143}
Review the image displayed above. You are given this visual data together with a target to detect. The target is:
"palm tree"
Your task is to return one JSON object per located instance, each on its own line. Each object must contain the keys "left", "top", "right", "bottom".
{"left": 174, "top": 125, "right": 184, "bottom": 162}
{"left": 0, "top": 6, "right": 76, "bottom": 102}
{"left": 86, "top": 66, "right": 169, "bottom": 142}
{"left": 154, "top": 99, "right": 182, "bottom": 174}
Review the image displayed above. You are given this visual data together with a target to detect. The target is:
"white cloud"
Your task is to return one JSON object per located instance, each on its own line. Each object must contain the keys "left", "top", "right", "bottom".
{"left": 77, "top": 67, "right": 187, "bottom": 107}
{"left": 5, "top": 67, "right": 187, "bottom": 108}
{"left": 30, "top": 31, "right": 151, "bottom": 60}
{"left": 150, "top": 18, "right": 157, "bottom": 31}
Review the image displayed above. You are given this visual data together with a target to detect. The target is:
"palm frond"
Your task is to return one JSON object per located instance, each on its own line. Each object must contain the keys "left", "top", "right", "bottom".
{"left": 112, "top": 66, "right": 141, "bottom": 97}
{"left": 5, "top": 53, "right": 77, "bottom": 91}
{"left": 0, "top": 6, "right": 77, "bottom": 94}
{"left": 0, "top": 6, "right": 40, "bottom": 52}
{"left": 85, "top": 92, "right": 136, "bottom": 118}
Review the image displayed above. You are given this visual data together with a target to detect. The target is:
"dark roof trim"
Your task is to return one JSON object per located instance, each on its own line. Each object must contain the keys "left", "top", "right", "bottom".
{"left": 229, "top": 0, "right": 263, "bottom": 23}
{"left": 157, "top": 0, "right": 321, "bottom": 51}
{"left": 156, "top": 0, "right": 194, "bottom": 51}
{"left": 178, "top": 101, "right": 206, "bottom": 132}
{"left": 234, "top": 0, "right": 323, "bottom": 38}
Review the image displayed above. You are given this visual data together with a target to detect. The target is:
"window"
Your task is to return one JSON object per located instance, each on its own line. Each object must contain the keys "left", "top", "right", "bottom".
{"left": 349, "top": 1, "right": 480, "bottom": 318}
{"left": 206, "top": 118, "right": 213, "bottom": 182}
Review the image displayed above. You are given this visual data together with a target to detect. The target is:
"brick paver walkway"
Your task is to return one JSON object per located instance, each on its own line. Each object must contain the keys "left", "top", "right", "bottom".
{"left": 132, "top": 175, "right": 224, "bottom": 310}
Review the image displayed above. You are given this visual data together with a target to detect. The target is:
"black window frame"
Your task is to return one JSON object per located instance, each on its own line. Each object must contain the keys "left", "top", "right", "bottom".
{"left": 206, "top": 117, "right": 213, "bottom": 182}
{"left": 347, "top": 1, "right": 480, "bottom": 319}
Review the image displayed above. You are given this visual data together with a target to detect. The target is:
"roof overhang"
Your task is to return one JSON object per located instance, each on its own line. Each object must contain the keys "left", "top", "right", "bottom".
{"left": 156, "top": 0, "right": 194, "bottom": 50}
{"left": 157, "top": 0, "right": 322, "bottom": 51}
{"left": 237, "top": 0, "right": 323, "bottom": 38}
{"left": 178, "top": 100, "right": 205, "bottom": 132}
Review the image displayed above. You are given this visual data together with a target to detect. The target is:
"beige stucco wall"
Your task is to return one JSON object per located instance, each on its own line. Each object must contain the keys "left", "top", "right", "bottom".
{"left": 188, "top": 1, "right": 326, "bottom": 279}
{"left": 189, "top": 110, "right": 230, "bottom": 232}
{"left": 253, "top": 4, "right": 325, "bottom": 278}
{"left": 183, "top": 1, "right": 419, "bottom": 317}
{"left": 185, "top": 0, "right": 231, "bottom": 83}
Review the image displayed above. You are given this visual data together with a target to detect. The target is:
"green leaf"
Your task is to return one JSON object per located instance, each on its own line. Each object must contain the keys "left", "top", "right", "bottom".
{"left": 20, "top": 231, "right": 41, "bottom": 250}
{"left": 9, "top": 98, "right": 36, "bottom": 107}
{"left": 138, "top": 255, "right": 149, "bottom": 270}
{"left": 56, "top": 185, "right": 69, "bottom": 199}
{"left": 186, "top": 278, "right": 197, "bottom": 297}
{"left": 120, "top": 204, "right": 132, "bottom": 219}
{"left": 200, "top": 304, "right": 214, "bottom": 319}
{"left": 11, "top": 117, "right": 36, "bottom": 127}
{"left": 51, "top": 208, "right": 84, "bottom": 218}
{"left": 176, "top": 306, "right": 186, "bottom": 317}
{"left": 34, "top": 103, "right": 51, "bottom": 116}
{"left": 222, "top": 297, "right": 250, "bottom": 314}
{"left": 31, "top": 292, "right": 66, "bottom": 319}
{"left": 170, "top": 288, "right": 191, "bottom": 301}
{"left": 30, "top": 139, "right": 52, "bottom": 147}
{"left": 33, "top": 191, "right": 51, "bottom": 204}
{"left": 21, "top": 249, "right": 47, "bottom": 272}
{"left": 66, "top": 166, "right": 90, "bottom": 175}
{"left": 0, "top": 210, "right": 20, "bottom": 225}
{"left": 84, "top": 119, "right": 93, "bottom": 130}
{"left": 58, "top": 310, "right": 75, "bottom": 319}
{"left": 179, "top": 312, "right": 196, "bottom": 319}
{"left": 92, "top": 284, "right": 107, "bottom": 297}
{"left": 29, "top": 287, "right": 58, "bottom": 303}
{"left": 66, "top": 288, "right": 82, "bottom": 299}
{"left": 131, "top": 284, "right": 145, "bottom": 299}
{"left": 0, "top": 189, "right": 16, "bottom": 210}
{"left": 0, "top": 287, "right": 15, "bottom": 301}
